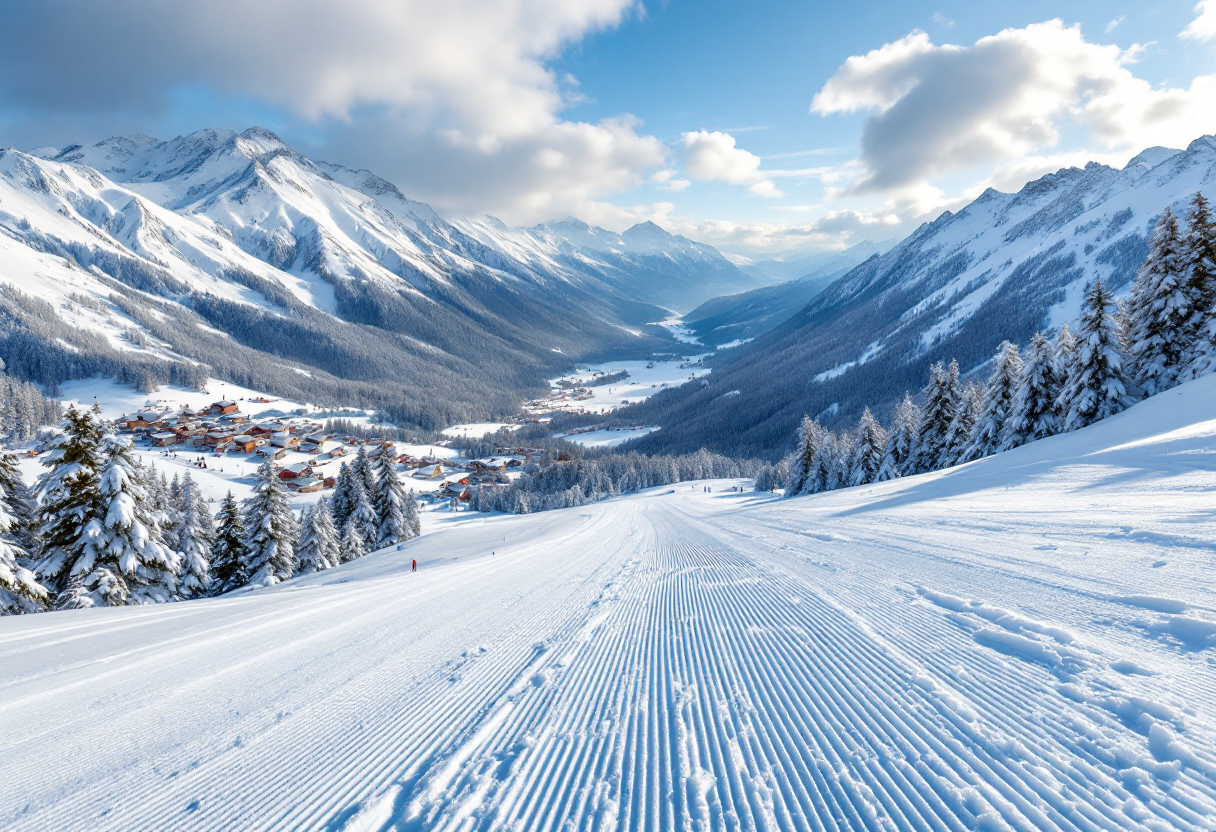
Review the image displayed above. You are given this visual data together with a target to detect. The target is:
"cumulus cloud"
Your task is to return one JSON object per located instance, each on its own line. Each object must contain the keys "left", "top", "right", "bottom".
{"left": 680, "top": 131, "right": 783, "bottom": 197}
{"left": 811, "top": 20, "right": 1216, "bottom": 193}
{"left": 0, "top": 0, "right": 667, "bottom": 224}
{"left": 1182, "top": 1, "right": 1216, "bottom": 41}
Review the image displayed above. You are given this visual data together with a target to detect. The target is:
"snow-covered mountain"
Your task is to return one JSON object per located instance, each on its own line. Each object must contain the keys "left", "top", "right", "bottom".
{"left": 0, "top": 127, "right": 744, "bottom": 427}
{"left": 624, "top": 136, "right": 1216, "bottom": 459}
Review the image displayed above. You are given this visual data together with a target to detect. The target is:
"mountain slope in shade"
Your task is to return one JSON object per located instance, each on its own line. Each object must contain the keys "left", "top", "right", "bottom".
{"left": 684, "top": 240, "right": 890, "bottom": 347}
{"left": 0, "top": 127, "right": 746, "bottom": 427}
{"left": 622, "top": 136, "right": 1215, "bottom": 459}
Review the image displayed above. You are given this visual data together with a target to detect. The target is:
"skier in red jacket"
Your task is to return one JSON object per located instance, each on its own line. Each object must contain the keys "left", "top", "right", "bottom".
{"left": 412, "top": 559, "right": 417, "bottom": 572}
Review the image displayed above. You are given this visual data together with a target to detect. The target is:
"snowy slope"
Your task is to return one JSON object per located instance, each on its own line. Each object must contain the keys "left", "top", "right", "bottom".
{"left": 4, "top": 372, "right": 1216, "bottom": 830}
{"left": 627, "top": 136, "right": 1216, "bottom": 458}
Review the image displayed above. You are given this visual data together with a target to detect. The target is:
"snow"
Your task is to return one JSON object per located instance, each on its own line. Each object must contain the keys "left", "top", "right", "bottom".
{"left": 558, "top": 426, "right": 659, "bottom": 447}
{"left": 441, "top": 422, "right": 519, "bottom": 439}
{"left": 5, "top": 374, "right": 1216, "bottom": 829}
{"left": 545, "top": 357, "right": 710, "bottom": 414}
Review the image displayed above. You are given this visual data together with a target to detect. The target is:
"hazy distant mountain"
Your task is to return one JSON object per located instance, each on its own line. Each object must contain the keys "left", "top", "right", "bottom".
{"left": 622, "top": 139, "right": 1211, "bottom": 459}
{"left": 683, "top": 240, "right": 890, "bottom": 347}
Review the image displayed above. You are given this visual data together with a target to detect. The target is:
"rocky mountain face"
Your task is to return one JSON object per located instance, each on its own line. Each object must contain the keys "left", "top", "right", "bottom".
{"left": 622, "top": 137, "right": 1216, "bottom": 460}
{"left": 0, "top": 127, "right": 746, "bottom": 427}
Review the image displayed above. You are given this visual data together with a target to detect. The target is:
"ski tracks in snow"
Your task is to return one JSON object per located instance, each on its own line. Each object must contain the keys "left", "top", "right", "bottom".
{"left": 2, "top": 488, "right": 1215, "bottom": 830}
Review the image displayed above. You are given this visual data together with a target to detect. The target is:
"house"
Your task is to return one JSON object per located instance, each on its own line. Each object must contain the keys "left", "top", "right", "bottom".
{"left": 203, "top": 431, "right": 232, "bottom": 446}
{"left": 257, "top": 447, "right": 287, "bottom": 460}
{"left": 248, "top": 423, "right": 276, "bottom": 436}
{"left": 413, "top": 464, "right": 445, "bottom": 480}
{"left": 293, "top": 477, "right": 324, "bottom": 493}
{"left": 270, "top": 432, "right": 300, "bottom": 450}
{"left": 151, "top": 431, "right": 179, "bottom": 447}
{"left": 231, "top": 435, "right": 257, "bottom": 453}
{"left": 279, "top": 462, "right": 313, "bottom": 480}
{"left": 209, "top": 401, "right": 239, "bottom": 416}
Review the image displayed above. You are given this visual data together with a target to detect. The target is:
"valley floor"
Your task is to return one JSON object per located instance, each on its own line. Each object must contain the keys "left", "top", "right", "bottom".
{"left": 4, "top": 380, "right": 1216, "bottom": 830}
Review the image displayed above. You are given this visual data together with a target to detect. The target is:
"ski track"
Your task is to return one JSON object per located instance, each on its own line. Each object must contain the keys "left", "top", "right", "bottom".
{"left": 4, "top": 456, "right": 1216, "bottom": 828}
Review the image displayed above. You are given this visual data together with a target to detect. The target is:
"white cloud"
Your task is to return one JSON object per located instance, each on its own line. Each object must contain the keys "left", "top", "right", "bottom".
{"left": 1182, "top": 1, "right": 1216, "bottom": 41}
{"left": 1106, "top": 16, "right": 1124, "bottom": 34}
{"left": 681, "top": 130, "right": 783, "bottom": 197}
{"left": 811, "top": 20, "right": 1216, "bottom": 193}
{"left": 0, "top": 0, "right": 668, "bottom": 224}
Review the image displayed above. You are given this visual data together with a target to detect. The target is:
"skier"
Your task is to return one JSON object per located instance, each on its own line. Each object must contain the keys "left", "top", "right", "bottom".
{"left": 412, "top": 559, "right": 417, "bottom": 572}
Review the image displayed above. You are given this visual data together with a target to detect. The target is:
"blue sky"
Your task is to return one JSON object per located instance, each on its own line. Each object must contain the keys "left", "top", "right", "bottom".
{"left": 1, "top": 1, "right": 1214, "bottom": 257}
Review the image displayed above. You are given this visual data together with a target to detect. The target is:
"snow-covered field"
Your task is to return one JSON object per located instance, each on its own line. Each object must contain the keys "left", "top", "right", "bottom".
{"left": 559, "top": 426, "right": 660, "bottom": 447}
{"left": 549, "top": 357, "right": 709, "bottom": 414}
{"left": 5, "top": 377, "right": 1216, "bottom": 830}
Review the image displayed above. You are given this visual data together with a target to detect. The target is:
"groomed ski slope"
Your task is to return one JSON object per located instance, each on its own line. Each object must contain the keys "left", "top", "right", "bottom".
{"left": 4, "top": 380, "right": 1216, "bottom": 830}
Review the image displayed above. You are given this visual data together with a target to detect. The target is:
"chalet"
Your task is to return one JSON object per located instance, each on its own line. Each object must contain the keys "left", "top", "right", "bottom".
{"left": 151, "top": 431, "right": 179, "bottom": 447}
{"left": 296, "top": 477, "right": 325, "bottom": 493}
{"left": 304, "top": 433, "right": 329, "bottom": 446}
{"left": 323, "top": 475, "right": 338, "bottom": 488}
{"left": 279, "top": 462, "right": 313, "bottom": 480}
{"left": 248, "top": 423, "right": 276, "bottom": 436}
{"left": 203, "top": 431, "right": 232, "bottom": 446}
{"left": 257, "top": 447, "right": 287, "bottom": 460}
{"left": 231, "top": 435, "right": 257, "bottom": 453}
{"left": 123, "top": 415, "right": 150, "bottom": 430}
{"left": 413, "top": 464, "right": 445, "bottom": 480}
{"left": 270, "top": 432, "right": 300, "bottom": 450}
{"left": 209, "top": 401, "right": 239, "bottom": 416}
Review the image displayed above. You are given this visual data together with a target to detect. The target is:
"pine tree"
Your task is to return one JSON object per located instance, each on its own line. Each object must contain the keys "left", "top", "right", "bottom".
{"left": 1126, "top": 207, "right": 1189, "bottom": 395}
{"left": 1060, "top": 279, "right": 1130, "bottom": 431}
{"left": 175, "top": 474, "right": 214, "bottom": 599}
{"left": 1054, "top": 323, "right": 1077, "bottom": 391}
{"left": 330, "top": 462, "right": 355, "bottom": 529}
{"left": 71, "top": 436, "right": 182, "bottom": 608}
{"left": 785, "top": 416, "right": 821, "bottom": 497}
{"left": 803, "top": 427, "right": 837, "bottom": 495}
{"left": 240, "top": 460, "right": 299, "bottom": 588}
{"left": 352, "top": 446, "right": 378, "bottom": 501}
{"left": 908, "top": 361, "right": 959, "bottom": 474}
{"left": 373, "top": 444, "right": 414, "bottom": 546}
{"left": 404, "top": 489, "right": 421, "bottom": 539}
{"left": 942, "top": 381, "right": 983, "bottom": 468}
{"left": 343, "top": 472, "right": 378, "bottom": 554}
{"left": 0, "top": 475, "right": 46, "bottom": 614}
{"left": 878, "top": 393, "right": 919, "bottom": 480}
{"left": 34, "top": 406, "right": 105, "bottom": 603}
{"left": 1003, "top": 332, "right": 1060, "bottom": 448}
{"left": 339, "top": 518, "right": 367, "bottom": 563}
{"left": 210, "top": 491, "right": 246, "bottom": 594}
{"left": 0, "top": 449, "right": 38, "bottom": 556}
{"left": 965, "top": 342, "right": 1022, "bottom": 461}
{"left": 1183, "top": 192, "right": 1216, "bottom": 377}
{"left": 297, "top": 498, "right": 341, "bottom": 573}
{"left": 849, "top": 408, "right": 887, "bottom": 487}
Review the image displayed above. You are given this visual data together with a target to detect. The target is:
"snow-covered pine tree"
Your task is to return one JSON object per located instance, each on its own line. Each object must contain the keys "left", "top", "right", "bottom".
{"left": 373, "top": 444, "right": 414, "bottom": 546}
{"left": 404, "top": 489, "right": 421, "bottom": 539}
{"left": 175, "top": 474, "right": 214, "bottom": 599}
{"left": 803, "top": 426, "right": 837, "bottom": 495}
{"left": 829, "top": 431, "right": 854, "bottom": 491}
{"left": 0, "top": 474, "right": 46, "bottom": 614}
{"left": 1125, "top": 207, "right": 1188, "bottom": 396}
{"left": 908, "top": 361, "right": 959, "bottom": 474}
{"left": 210, "top": 491, "right": 246, "bottom": 594}
{"left": 297, "top": 498, "right": 341, "bottom": 573}
{"left": 1054, "top": 323, "right": 1077, "bottom": 391}
{"left": 1003, "top": 332, "right": 1060, "bottom": 448}
{"left": 73, "top": 436, "right": 182, "bottom": 608}
{"left": 849, "top": 408, "right": 887, "bottom": 487}
{"left": 352, "top": 445, "right": 378, "bottom": 502}
{"left": 339, "top": 518, "right": 367, "bottom": 563}
{"left": 330, "top": 462, "right": 355, "bottom": 529}
{"left": 0, "top": 448, "right": 38, "bottom": 555}
{"left": 240, "top": 460, "right": 299, "bottom": 588}
{"left": 878, "top": 393, "right": 919, "bottom": 480}
{"left": 1060, "top": 279, "right": 1130, "bottom": 432}
{"left": 34, "top": 406, "right": 105, "bottom": 605}
{"left": 1182, "top": 192, "right": 1216, "bottom": 377}
{"left": 964, "top": 342, "right": 1022, "bottom": 461}
{"left": 343, "top": 472, "right": 379, "bottom": 555}
{"left": 942, "top": 380, "right": 983, "bottom": 468}
{"left": 785, "top": 416, "right": 821, "bottom": 497}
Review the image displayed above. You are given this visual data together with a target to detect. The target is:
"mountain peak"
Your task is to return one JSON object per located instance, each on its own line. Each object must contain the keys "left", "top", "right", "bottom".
{"left": 623, "top": 220, "right": 672, "bottom": 240}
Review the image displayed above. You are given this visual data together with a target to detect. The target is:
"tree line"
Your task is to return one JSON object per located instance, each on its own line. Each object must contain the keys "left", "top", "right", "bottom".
{"left": 0, "top": 406, "right": 420, "bottom": 614}
{"left": 782, "top": 192, "right": 1216, "bottom": 497}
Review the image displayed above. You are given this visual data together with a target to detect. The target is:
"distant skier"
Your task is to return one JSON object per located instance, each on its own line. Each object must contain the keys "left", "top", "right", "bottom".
{"left": 412, "top": 559, "right": 417, "bottom": 572}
